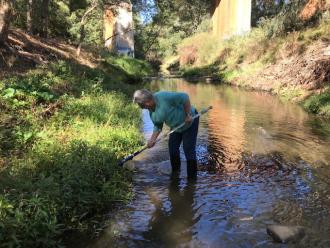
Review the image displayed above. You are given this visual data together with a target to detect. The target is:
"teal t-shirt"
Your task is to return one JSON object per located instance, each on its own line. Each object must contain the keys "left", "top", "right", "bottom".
{"left": 149, "top": 91, "right": 196, "bottom": 133}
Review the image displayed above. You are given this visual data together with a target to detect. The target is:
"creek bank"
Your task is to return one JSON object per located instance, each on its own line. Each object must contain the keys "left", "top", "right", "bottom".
{"left": 178, "top": 57, "right": 330, "bottom": 119}
{"left": 167, "top": 12, "right": 330, "bottom": 118}
{"left": 0, "top": 29, "right": 152, "bottom": 246}
{"left": 177, "top": 39, "right": 330, "bottom": 118}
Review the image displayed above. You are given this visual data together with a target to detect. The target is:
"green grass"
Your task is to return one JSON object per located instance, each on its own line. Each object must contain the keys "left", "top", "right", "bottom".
{"left": 303, "top": 87, "right": 330, "bottom": 118}
{"left": 0, "top": 55, "right": 150, "bottom": 246}
{"left": 102, "top": 55, "right": 153, "bottom": 83}
{"left": 273, "top": 85, "right": 306, "bottom": 102}
{"left": 181, "top": 63, "right": 221, "bottom": 79}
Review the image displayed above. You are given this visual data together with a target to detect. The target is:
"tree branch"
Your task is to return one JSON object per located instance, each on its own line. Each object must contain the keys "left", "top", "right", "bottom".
{"left": 76, "top": 0, "right": 98, "bottom": 56}
{"left": 104, "top": 27, "right": 135, "bottom": 43}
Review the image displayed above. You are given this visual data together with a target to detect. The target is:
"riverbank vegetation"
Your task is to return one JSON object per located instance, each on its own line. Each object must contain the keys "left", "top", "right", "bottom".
{"left": 159, "top": 2, "right": 330, "bottom": 117}
{"left": 0, "top": 55, "right": 151, "bottom": 246}
{"left": 0, "top": 0, "right": 153, "bottom": 245}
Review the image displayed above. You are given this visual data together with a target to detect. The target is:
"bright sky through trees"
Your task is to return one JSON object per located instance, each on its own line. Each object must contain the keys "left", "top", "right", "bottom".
{"left": 137, "top": 0, "right": 157, "bottom": 24}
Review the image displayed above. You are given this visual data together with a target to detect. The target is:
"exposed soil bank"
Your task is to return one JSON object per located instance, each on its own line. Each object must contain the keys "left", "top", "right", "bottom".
{"left": 233, "top": 40, "right": 329, "bottom": 94}
{"left": 229, "top": 40, "right": 330, "bottom": 117}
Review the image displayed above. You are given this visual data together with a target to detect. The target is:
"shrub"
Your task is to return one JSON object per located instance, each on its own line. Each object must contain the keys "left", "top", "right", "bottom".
{"left": 258, "top": 2, "right": 307, "bottom": 39}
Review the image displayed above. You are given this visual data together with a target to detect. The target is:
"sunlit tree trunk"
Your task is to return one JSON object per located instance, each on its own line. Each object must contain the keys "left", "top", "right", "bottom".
{"left": 27, "top": 0, "right": 33, "bottom": 33}
{"left": 104, "top": 5, "right": 115, "bottom": 50}
{"left": 0, "top": 0, "right": 12, "bottom": 46}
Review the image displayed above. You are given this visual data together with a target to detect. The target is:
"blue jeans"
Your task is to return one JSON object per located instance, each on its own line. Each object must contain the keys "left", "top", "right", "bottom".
{"left": 168, "top": 113, "right": 199, "bottom": 161}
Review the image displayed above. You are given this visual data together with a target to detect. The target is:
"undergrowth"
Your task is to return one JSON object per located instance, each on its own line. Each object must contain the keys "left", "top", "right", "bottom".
{"left": 0, "top": 55, "right": 149, "bottom": 246}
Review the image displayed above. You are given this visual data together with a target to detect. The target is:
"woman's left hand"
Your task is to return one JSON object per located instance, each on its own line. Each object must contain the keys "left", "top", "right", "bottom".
{"left": 185, "top": 114, "right": 193, "bottom": 124}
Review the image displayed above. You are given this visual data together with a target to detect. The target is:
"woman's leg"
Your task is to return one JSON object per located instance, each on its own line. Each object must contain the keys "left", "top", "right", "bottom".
{"left": 183, "top": 116, "right": 199, "bottom": 179}
{"left": 168, "top": 132, "right": 183, "bottom": 172}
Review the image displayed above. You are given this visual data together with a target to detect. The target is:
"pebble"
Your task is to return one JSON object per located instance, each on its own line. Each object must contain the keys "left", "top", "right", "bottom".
{"left": 267, "top": 225, "right": 305, "bottom": 243}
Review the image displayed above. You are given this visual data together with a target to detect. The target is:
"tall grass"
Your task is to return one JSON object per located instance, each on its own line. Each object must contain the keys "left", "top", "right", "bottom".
{"left": 0, "top": 55, "right": 150, "bottom": 246}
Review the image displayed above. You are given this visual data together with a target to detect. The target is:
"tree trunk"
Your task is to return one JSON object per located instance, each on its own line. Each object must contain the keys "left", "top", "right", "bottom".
{"left": 27, "top": 0, "right": 33, "bottom": 33}
{"left": 40, "top": 0, "right": 49, "bottom": 37}
{"left": 0, "top": 0, "right": 12, "bottom": 46}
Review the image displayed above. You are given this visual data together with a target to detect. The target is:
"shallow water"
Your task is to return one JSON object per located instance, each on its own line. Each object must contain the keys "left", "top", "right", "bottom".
{"left": 91, "top": 79, "right": 330, "bottom": 248}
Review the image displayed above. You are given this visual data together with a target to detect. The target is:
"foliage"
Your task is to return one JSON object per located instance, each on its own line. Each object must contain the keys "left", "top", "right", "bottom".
{"left": 68, "top": 7, "right": 103, "bottom": 45}
{"left": 103, "top": 55, "right": 153, "bottom": 81}
{"left": 252, "top": 0, "right": 287, "bottom": 26}
{"left": 257, "top": 1, "right": 307, "bottom": 38}
{"left": 11, "top": 0, "right": 107, "bottom": 45}
{"left": 174, "top": 2, "right": 330, "bottom": 72}
{"left": 178, "top": 31, "right": 220, "bottom": 66}
{"left": 10, "top": 0, "right": 211, "bottom": 59}
{"left": 133, "top": 0, "right": 211, "bottom": 61}
{"left": 303, "top": 87, "right": 330, "bottom": 117}
{"left": 275, "top": 85, "right": 306, "bottom": 101}
{"left": 0, "top": 56, "right": 148, "bottom": 245}
{"left": 181, "top": 64, "right": 221, "bottom": 80}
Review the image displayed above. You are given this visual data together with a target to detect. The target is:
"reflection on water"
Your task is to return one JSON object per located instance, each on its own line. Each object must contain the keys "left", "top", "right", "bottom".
{"left": 142, "top": 178, "right": 197, "bottom": 247}
{"left": 90, "top": 79, "right": 330, "bottom": 248}
{"left": 207, "top": 96, "right": 246, "bottom": 173}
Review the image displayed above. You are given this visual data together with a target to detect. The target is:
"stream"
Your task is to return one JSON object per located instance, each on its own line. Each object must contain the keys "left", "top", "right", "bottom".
{"left": 90, "top": 79, "right": 330, "bottom": 248}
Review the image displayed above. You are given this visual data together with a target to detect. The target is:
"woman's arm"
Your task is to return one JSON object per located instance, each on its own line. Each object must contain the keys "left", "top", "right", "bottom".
{"left": 183, "top": 97, "right": 193, "bottom": 124}
{"left": 147, "top": 130, "right": 161, "bottom": 148}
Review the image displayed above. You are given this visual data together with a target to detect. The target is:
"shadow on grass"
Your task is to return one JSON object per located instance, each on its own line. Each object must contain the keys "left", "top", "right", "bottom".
{"left": 0, "top": 56, "right": 149, "bottom": 245}
{"left": 180, "top": 62, "right": 224, "bottom": 84}
{"left": 0, "top": 139, "right": 133, "bottom": 246}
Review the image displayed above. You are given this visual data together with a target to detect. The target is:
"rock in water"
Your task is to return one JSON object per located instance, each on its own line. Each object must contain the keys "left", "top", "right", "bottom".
{"left": 123, "top": 160, "right": 137, "bottom": 171}
{"left": 267, "top": 225, "right": 305, "bottom": 243}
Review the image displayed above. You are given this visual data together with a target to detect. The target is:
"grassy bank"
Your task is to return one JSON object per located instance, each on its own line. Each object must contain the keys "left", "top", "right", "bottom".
{"left": 303, "top": 87, "right": 330, "bottom": 117}
{"left": 0, "top": 55, "right": 151, "bottom": 246}
{"left": 167, "top": 11, "right": 330, "bottom": 118}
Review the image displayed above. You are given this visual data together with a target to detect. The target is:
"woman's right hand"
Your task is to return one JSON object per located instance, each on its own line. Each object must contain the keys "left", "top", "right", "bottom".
{"left": 147, "top": 130, "right": 161, "bottom": 148}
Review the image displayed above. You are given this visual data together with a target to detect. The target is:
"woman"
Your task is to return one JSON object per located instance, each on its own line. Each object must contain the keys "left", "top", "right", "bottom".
{"left": 133, "top": 89, "right": 199, "bottom": 179}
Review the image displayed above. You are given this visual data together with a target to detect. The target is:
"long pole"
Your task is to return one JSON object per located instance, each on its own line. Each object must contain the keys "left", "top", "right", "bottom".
{"left": 118, "top": 106, "right": 212, "bottom": 166}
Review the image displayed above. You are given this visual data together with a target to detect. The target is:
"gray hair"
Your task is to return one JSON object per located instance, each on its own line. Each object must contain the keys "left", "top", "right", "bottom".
{"left": 133, "top": 89, "right": 153, "bottom": 104}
